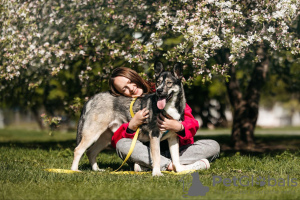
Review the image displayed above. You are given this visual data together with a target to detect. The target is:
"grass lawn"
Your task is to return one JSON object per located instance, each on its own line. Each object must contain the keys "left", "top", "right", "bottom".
{"left": 1, "top": 128, "right": 300, "bottom": 199}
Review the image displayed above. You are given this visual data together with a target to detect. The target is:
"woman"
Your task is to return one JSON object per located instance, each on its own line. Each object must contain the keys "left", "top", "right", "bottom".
{"left": 109, "top": 67, "right": 220, "bottom": 172}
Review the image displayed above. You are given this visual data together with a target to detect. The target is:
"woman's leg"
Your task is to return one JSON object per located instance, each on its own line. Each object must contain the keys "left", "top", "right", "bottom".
{"left": 179, "top": 139, "right": 220, "bottom": 164}
{"left": 116, "top": 138, "right": 172, "bottom": 171}
{"left": 162, "top": 139, "right": 220, "bottom": 165}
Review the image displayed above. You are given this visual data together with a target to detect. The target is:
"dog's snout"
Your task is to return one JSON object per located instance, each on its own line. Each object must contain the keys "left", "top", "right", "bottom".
{"left": 156, "top": 88, "right": 163, "bottom": 95}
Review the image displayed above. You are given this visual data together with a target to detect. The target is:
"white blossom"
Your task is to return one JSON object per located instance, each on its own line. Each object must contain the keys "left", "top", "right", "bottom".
{"left": 58, "top": 50, "right": 64, "bottom": 57}
{"left": 1, "top": 0, "right": 300, "bottom": 83}
{"left": 156, "top": 19, "right": 165, "bottom": 29}
{"left": 39, "top": 49, "right": 45, "bottom": 55}
{"left": 29, "top": 44, "right": 36, "bottom": 50}
{"left": 267, "top": 27, "right": 275, "bottom": 33}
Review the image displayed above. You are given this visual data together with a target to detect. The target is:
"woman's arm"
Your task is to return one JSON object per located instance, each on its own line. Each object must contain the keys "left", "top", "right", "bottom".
{"left": 111, "top": 109, "right": 149, "bottom": 148}
{"left": 178, "top": 104, "right": 199, "bottom": 140}
{"left": 128, "top": 108, "right": 149, "bottom": 130}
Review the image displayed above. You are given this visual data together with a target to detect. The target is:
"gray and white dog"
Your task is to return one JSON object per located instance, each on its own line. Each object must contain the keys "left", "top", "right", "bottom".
{"left": 71, "top": 62, "right": 186, "bottom": 176}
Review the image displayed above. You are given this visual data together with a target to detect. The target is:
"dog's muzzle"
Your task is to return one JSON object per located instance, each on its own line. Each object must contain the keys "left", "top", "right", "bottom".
{"left": 157, "top": 92, "right": 174, "bottom": 110}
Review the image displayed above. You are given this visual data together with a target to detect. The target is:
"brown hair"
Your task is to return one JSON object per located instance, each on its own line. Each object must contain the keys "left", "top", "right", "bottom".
{"left": 109, "top": 67, "right": 152, "bottom": 96}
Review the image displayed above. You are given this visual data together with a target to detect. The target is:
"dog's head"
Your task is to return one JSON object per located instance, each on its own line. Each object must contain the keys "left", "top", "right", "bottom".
{"left": 154, "top": 62, "right": 183, "bottom": 110}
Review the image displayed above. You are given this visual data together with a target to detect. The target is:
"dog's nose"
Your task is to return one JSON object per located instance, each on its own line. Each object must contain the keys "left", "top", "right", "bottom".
{"left": 156, "top": 88, "right": 163, "bottom": 95}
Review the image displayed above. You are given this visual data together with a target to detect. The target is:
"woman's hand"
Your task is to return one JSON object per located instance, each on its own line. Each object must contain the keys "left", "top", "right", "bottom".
{"left": 157, "top": 113, "right": 184, "bottom": 132}
{"left": 128, "top": 108, "right": 149, "bottom": 131}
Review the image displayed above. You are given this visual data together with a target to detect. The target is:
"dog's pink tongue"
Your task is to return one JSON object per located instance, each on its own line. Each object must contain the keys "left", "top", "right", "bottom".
{"left": 157, "top": 98, "right": 166, "bottom": 110}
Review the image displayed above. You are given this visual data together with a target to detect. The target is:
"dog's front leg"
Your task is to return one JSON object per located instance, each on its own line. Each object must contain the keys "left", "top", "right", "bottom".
{"left": 168, "top": 135, "right": 184, "bottom": 172}
{"left": 150, "top": 136, "right": 163, "bottom": 176}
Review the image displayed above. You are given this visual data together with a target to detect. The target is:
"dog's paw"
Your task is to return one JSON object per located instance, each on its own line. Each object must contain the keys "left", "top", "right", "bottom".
{"left": 174, "top": 165, "right": 185, "bottom": 172}
{"left": 92, "top": 167, "right": 105, "bottom": 172}
{"left": 152, "top": 171, "right": 163, "bottom": 176}
{"left": 71, "top": 167, "right": 79, "bottom": 171}
{"left": 152, "top": 168, "right": 163, "bottom": 176}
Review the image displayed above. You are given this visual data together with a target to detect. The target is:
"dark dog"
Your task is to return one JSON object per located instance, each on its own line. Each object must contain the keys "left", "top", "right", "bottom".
{"left": 71, "top": 62, "right": 186, "bottom": 176}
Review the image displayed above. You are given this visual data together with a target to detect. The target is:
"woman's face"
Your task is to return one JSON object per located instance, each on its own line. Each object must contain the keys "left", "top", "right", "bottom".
{"left": 113, "top": 76, "right": 143, "bottom": 97}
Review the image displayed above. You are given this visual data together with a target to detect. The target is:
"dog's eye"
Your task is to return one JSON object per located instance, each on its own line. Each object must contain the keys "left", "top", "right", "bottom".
{"left": 166, "top": 82, "right": 173, "bottom": 87}
{"left": 156, "top": 80, "right": 162, "bottom": 86}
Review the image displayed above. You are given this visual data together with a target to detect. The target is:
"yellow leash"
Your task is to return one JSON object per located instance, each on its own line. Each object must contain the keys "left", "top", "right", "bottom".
{"left": 114, "top": 97, "right": 140, "bottom": 172}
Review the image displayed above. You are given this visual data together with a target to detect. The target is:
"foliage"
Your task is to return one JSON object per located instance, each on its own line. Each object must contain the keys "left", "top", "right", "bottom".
{"left": 0, "top": 0, "right": 300, "bottom": 130}
{"left": 259, "top": 50, "right": 300, "bottom": 113}
{"left": 185, "top": 74, "right": 229, "bottom": 128}
{"left": 40, "top": 113, "right": 62, "bottom": 135}
{"left": 1, "top": 0, "right": 299, "bottom": 83}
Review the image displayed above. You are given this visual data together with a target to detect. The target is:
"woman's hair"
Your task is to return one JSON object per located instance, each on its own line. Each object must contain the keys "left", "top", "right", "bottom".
{"left": 109, "top": 67, "right": 152, "bottom": 96}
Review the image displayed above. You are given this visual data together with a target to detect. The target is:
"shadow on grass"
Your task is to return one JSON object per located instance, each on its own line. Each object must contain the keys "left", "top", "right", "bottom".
{"left": 1, "top": 134, "right": 300, "bottom": 158}
{"left": 195, "top": 134, "right": 300, "bottom": 156}
{"left": 0, "top": 139, "right": 127, "bottom": 171}
{"left": 0, "top": 140, "right": 77, "bottom": 150}
{"left": 74, "top": 149, "right": 131, "bottom": 171}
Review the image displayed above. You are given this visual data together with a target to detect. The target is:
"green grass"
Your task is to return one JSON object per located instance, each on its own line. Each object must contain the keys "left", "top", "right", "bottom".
{"left": 1, "top": 128, "right": 300, "bottom": 199}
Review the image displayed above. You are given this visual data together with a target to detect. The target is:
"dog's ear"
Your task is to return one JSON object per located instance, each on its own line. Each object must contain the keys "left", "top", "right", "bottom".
{"left": 173, "top": 62, "right": 183, "bottom": 79}
{"left": 154, "top": 61, "right": 164, "bottom": 77}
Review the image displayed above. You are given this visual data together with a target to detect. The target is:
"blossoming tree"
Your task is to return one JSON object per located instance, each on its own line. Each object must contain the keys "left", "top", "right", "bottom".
{"left": 1, "top": 0, "right": 299, "bottom": 149}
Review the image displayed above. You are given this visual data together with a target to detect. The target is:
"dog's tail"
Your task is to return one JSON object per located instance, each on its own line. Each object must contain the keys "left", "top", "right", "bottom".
{"left": 76, "top": 102, "right": 87, "bottom": 145}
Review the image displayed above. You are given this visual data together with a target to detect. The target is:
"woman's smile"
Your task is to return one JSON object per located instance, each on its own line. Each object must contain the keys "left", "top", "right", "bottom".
{"left": 114, "top": 76, "right": 143, "bottom": 97}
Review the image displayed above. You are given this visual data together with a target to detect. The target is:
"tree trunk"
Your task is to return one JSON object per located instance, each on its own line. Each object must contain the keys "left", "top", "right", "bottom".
{"left": 218, "top": 48, "right": 269, "bottom": 150}
{"left": 31, "top": 107, "right": 45, "bottom": 130}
